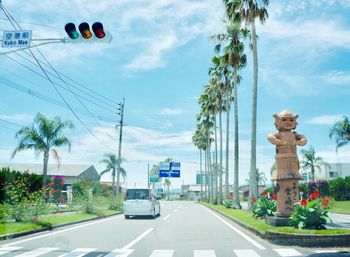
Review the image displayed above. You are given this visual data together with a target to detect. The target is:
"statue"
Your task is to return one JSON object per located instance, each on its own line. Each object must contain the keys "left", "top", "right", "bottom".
{"left": 267, "top": 110, "right": 307, "bottom": 217}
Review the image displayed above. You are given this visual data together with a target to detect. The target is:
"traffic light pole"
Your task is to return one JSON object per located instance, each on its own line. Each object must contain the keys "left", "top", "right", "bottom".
{"left": 116, "top": 98, "right": 125, "bottom": 195}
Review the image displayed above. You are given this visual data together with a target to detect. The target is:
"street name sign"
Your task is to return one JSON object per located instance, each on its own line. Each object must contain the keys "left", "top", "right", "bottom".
{"left": 2, "top": 30, "right": 32, "bottom": 48}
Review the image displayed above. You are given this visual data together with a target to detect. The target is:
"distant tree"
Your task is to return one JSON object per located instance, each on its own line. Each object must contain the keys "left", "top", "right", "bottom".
{"left": 329, "top": 116, "right": 350, "bottom": 152}
{"left": 300, "top": 146, "right": 329, "bottom": 182}
{"left": 100, "top": 153, "right": 126, "bottom": 194}
{"left": 11, "top": 113, "right": 74, "bottom": 188}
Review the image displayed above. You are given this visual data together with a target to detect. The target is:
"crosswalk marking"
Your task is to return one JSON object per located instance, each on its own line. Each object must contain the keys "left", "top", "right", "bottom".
{"left": 0, "top": 247, "right": 22, "bottom": 256}
{"left": 274, "top": 248, "right": 302, "bottom": 256}
{"left": 58, "top": 248, "right": 97, "bottom": 257}
{"left": 15, "top": 247, "right": 58, "bottom": 257}
{"left": 104, "top": 249, "right": 134, "bottom": 257}
{"left": 194, "top": 250, "right": 216, "bottom": 257}
{"left": 234, "top": 249, "right": 260, "bottom": 257}
{"left": 149, "top": 250, "right": 174, "bottom": 257}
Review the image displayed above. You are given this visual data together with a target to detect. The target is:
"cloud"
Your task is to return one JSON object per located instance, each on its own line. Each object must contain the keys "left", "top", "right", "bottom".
{"left": 0, "top": 113, "right": 33, "bottom": 122}
{"left": 160, "top": 108, "right": 184, "bottom": 115}
{"left": 308, "top": 114, "right": 344, "bottom": 125}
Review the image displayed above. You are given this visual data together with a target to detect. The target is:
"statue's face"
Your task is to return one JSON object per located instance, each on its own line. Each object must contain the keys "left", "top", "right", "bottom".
{"left": 276, "top": 116, "right": 297, "bottom": 131}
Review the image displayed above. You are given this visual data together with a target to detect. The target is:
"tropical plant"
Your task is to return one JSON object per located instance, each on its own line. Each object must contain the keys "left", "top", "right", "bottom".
{"left": 252, "top": 191, "right": 276, "bottom": 219}
{"left": 224, "top": 0, "right": 269, "bottom": 209}
{"left": 300, "top": 146, "right": 329, "bottom": 182}
{"left": 11, "top": 113, "right": 73, "bottom": 188}
{"left": 329, "top": 116, "right": 350, "bottom": 151}
{"left": 100, "top": 153, "right": 126, "bottom": 195}
{"left": 289, "top": 191, "right": 330, "bottom": 230}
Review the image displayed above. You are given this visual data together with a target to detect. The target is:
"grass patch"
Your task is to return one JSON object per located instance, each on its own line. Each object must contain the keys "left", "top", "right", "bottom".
{"left": 200, "top": 202, "right": 350, "bottom": 235}
{"left": 0, "top": 223, "right": 42, "bottom": 235}
{"left": 0, "top": 210, "right": 121, "bottom": 236}
{"left": 329, "top": 201, "right": 350, "bottom": 213}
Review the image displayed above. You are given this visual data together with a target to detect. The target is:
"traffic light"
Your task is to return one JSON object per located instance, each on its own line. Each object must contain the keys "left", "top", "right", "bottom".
{"left": 64, "top": 22, "right": 112, "bottom": 43}
{"left": 65, "top": 23, "right": 79, "bottom": 40}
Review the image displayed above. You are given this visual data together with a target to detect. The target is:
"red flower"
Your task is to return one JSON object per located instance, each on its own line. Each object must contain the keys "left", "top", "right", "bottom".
{"left": 312, "top": 190, "right": 319, "bottom": 199}
{"left": 322, "top": 198, "right": 329, "bottom": 207}
{"left": 270, "top": 194, "right": 277, "bottom": 200}
{"left": 51, "top": 189, "right": 58, "bottom": 194}
{"left": 263, "top": 191, "right": 268, "bottom": 197}
{"left": 301, "top": 198, "right": 307, "bottom": 206}
{"left": 252, "top": 197, "right": 257, "bottom": 203}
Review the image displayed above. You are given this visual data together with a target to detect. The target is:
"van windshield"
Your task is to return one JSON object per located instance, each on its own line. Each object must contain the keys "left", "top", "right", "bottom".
{"left": 125, "top": 189, "right": 150, "bottom": 200}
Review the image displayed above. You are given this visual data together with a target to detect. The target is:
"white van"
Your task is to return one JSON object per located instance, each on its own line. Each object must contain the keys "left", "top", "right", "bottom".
{"left": 123, "top": 188, "right": 161, "bottom": 219}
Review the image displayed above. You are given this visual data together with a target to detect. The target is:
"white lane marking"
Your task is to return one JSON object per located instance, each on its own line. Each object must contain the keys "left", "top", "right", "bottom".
{"left": 3, "top": 215, "right": 122, "bottom": 247}
{"left": 122, "top": 228, "right": 154, "bottom": 249}
{"left": 104, "top": 249, "right": 134, "bottom": 257}
{"left": 274, "top": 248, "right": 302, "bottom": 256}
{"left": 149, "top": 250, "right": 174, "bottom": 257}
{"left": 194, "top": 250, "right": 216, "bottom": 257}
{"left": 58, "top": 248, "right": 96, "bottom": 257}
{"left": 202, "top": 206, "right": 266, "bottom": 250}
{"left": 0, "top": 246, "right": 22, "bottom": 255}
{"left": 15, "top": 247, "right": 58, "bottom": 257}
{"left": 234, "top": 249, "right": 260, "bottom": 257}
{"left": 163, "top": 214, "right": 171, "bottom": 221}
{"left": 315, "top": 250, "right": 338, "bottom": 253}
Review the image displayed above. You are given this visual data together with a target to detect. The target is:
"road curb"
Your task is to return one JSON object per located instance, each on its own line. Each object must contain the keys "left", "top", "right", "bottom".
{"left": 200, "top": 203, "right": 350, "bottom": 247}
{"left": 0, "top": 212, "right": 121, "bottom": 241}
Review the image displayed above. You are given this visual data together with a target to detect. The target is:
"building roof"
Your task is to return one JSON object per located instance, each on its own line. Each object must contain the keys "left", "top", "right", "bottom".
{"left": 0, "top": 163, "right": 93, "bottom": 177}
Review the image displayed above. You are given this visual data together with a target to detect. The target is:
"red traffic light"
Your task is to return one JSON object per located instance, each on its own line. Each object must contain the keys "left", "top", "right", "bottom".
{"left": 65, "top": 23, "right": 79, "bottom": 40}
{"left": 78, "top": 22, "right": 92, "bottom": 39}
{"left": 92, "top": 22, "right": 105, "bottom": 39}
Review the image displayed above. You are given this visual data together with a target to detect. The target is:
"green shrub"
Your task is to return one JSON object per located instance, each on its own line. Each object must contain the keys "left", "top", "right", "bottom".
{"left": 329, "top": 177, "right": 349, "bottom": 200}
{"left": 0, "top": 203, "right": 12, "bottom": 223}
{"left": 252, "top": 192, "right": 276, "bottom": 219}
{"left": 223, "top": 198, "right": 232, "bottom": 209}
{"left": 299, "top": 182, "right": 307, "bottom": 198}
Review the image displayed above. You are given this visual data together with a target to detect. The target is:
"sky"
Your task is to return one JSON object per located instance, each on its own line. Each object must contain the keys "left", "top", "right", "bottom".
{"left": 0, "top": 0, "right": 349, "bottom": 189}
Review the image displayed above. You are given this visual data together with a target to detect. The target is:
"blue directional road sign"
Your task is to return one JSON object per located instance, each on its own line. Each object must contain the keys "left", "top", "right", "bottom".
{"left": 159, "top": 161, "right": 181, "bottom": 178}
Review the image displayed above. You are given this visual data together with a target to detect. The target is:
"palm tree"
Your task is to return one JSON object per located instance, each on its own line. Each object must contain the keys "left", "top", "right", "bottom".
{"left": 329, "top": 116, "right": 350, "bottom": 152}
{"left": 192, "top": 124, "right": 207, "bottom": 200}
{"left": 300, "top": 146, "right": 329, "bottom": 182}
{"left": 256, "top": 168, "right": 267, "bottom": 194}
{"left": 11, "top": 113, "right": 74, "bottom": 187}
{"left": 211, "top": 20, "right": 248, "bottom": 208}
{"left": 224, "top": 0, "right": 269, "bottom": 209}
{"left": 100, "top": 153, "right": 126, "bottom": 194}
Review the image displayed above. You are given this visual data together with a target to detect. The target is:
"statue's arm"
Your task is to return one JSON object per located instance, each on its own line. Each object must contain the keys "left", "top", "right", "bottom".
{"left": 267, "top": 133, "right": 286, "bottom": 146}
{"left": 295, "top": 133, "right": 307, "bottom": 146}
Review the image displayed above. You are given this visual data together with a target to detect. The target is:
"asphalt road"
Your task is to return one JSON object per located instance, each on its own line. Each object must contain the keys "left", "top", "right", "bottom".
{"left": 0, "top": 201, "right": 349, "bottom": 257}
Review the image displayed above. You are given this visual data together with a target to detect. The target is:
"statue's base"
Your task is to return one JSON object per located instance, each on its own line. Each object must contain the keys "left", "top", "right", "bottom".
{"left": 265, "top": 216, "right": 290, "bottom": 227}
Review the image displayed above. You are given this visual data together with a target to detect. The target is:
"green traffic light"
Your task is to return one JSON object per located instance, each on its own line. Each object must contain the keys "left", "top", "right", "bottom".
{"left": 65, "top": 23, "right": 79, "bottom": 40}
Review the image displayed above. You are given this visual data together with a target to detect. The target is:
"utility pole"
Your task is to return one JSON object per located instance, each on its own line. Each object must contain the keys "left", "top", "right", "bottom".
{"left": 116, "top": 98, "right": 125, "bottom": 194}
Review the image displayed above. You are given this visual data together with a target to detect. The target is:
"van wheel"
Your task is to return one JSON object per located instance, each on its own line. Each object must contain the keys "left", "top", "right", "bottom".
{"left": 125, "top": 215, "right": 130, "bottom": 219}
{"left": 152, "top": 209, "right": 156, "bottom": 219}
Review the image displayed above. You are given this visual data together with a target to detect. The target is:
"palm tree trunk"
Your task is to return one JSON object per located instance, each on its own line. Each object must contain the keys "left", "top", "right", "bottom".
{"left": 248, "top": 19, "right": 258, "bottom": 210}
{"left": 232, "top": 68, "right": 240, "bottom": 209}
{"left": 42, "top": 150, "right": 49, "bottom": 201}
{"left": 219, "top": 109, "right": 223, "bottom": 203}
{"left": 43, "top": 150, "right": 49, "bottom": 187}
{"left": 112, "top": 170, "right": 116, "bottom": 195}
{"left": 200, "top": 149, "right": 203, "bottom": 201}
{"left": 214, "top": 116, "right": 218, "bottom": 203}
{"left": 225, "top": 86, "right": 230, "bottom": 199}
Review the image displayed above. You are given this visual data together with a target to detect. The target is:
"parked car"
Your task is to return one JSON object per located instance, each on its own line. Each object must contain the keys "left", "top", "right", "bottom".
{"left": 123, "top": 188, "right": 161, "bottom": 219}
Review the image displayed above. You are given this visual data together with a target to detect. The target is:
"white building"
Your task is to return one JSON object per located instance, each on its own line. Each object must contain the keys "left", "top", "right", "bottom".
{"left": 301, "top": 163, "right": 350, "bottom": 182}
